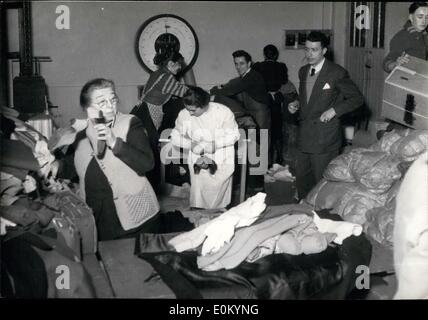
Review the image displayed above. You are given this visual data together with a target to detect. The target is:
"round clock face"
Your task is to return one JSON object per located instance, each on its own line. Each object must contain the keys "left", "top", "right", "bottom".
{"left": 135, "top": 14, "right": 199, "bottom": 73}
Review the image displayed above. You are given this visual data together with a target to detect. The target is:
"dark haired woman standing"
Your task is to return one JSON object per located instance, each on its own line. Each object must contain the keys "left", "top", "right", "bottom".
{"left": 138, "top": 51, "right": 189, "bottom": 130}
{"left": 131, "top": 50, "right": 189, "bottom": 190}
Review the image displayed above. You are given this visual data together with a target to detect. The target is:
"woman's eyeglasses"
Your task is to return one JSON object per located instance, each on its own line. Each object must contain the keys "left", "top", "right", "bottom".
{"left": 94, "top": 96, "right": 119, "bottom": 109}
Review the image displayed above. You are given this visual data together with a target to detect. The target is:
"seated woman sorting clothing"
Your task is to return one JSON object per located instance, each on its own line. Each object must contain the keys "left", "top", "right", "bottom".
{"left": 55, "top": 78, "right": 160, "bottom": 241}
{"left": 170, "top": 87, "right": 240, "bottom": 209}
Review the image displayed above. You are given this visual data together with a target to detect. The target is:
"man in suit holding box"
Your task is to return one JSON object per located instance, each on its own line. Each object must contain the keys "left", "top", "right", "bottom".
{"left": 288, "top": 31, "right": 364, "bottom": 200}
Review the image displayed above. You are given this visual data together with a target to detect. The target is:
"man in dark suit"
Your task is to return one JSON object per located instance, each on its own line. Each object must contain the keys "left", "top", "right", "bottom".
{"left": 253, "top": 44, "right": 289, "bottom": 165}
{"left": 211, "top": 50, "right": 270, "bottom": 132}
{"left": 211, "top": 50, "right": 271, "bottom": 175}
{"left": 288, "top": 31, "right": 364, "bottom": 199}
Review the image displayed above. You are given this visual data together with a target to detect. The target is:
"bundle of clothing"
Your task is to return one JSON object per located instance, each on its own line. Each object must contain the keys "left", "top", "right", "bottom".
{"left": 306, "top": 129, "right": 428, "bottom": 248}
{"left": 193, "top": 155, "right": 218, "bottom": 175}
{"left": 1, "top": 108, "right": 96, "bottom": 298}
{"left": 1, "top": 222, "right": 96, "bottom": 298}
{"left": 1, "top": 109, "right": 69, "bottom": 234}
{"left": 264, "top": 163, "right": 295, "bottom": 183}
{"left": 135, "top": 193, "right": 371, "bottom": 299}
{"left": 167, "top": 193, "right": 362, "bottom": 271}
{"left": 1, "top": 107, "right": 58, "bottom": 181}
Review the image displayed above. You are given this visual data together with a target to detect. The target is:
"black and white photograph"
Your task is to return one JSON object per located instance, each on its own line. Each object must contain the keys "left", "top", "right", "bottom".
{"left": 298, "top": 32, "right": 308, "bottom": 46}
{"left": 1, "top": 0, "right": 428, "bottom": 308}
{"left": 285, "top": 31, "right": 297, "bottom": 47}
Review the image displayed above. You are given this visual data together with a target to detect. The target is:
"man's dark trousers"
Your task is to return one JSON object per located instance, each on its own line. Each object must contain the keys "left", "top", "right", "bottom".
{"left": 295, "top": 148, "right": 339, "bottom": 199}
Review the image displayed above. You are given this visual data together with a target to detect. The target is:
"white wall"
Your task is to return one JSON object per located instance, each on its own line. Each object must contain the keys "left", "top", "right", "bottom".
{"left": 332, "top": 2, "right": 347, "bottom": 67}
{"left": 6, "top": 1, "right": 338, "bottom": 124}
{"left": 384, "top": 2, "right": 412, "bottom": 53}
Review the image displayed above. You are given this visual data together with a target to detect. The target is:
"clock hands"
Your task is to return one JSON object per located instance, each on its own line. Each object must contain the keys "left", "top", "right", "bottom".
{"left": 164, "top": 23, "right": 170, "bottom": 34}
{"left": 137, "top": 14, "right": 198, "bottom": 73}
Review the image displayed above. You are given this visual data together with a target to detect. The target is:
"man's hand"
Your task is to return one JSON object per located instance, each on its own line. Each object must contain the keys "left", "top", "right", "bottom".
{"left": 210, "top": 85, "right": 224, "bottom": 95}
{"left": 288, "top": 100, "right": 299, "bottom": 114}
{"left": 320, "top": 108, "right": 336, "bottom": 123}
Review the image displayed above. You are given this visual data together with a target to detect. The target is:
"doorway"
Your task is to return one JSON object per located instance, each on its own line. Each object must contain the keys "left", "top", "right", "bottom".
{"left": 346, "top": 2, "right": 387, "bottom": 121}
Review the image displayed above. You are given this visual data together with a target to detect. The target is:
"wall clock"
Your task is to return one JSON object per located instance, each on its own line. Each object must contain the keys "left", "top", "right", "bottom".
{"left": 135, "top": 14, "right": 199, "bottom": 74}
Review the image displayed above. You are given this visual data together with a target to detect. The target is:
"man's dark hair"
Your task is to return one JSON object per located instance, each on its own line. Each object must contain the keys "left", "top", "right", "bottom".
{"left": 183, "top": 86, "right": 210, "bottom": 109}
{"left": 232, "top": 50, "right": 252, "bottom": 63}
{"left": 263, "top": 44, "right": 279, "bottom": 61}
{"left": 409, "top": 2, "right": 428, "bottom": 14}
{"left": 307, "top": 31, "right": 329, "bottom": 49}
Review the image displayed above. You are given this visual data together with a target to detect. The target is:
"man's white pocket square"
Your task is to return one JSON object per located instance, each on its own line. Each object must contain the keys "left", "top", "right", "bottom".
{"left": 323, "top": 83, "right": 331, "bottom": 90}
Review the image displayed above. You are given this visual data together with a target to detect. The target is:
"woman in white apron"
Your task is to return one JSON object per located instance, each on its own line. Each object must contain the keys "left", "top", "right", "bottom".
{"left": 170, "top": 87, "right": 240, "bottom": 209}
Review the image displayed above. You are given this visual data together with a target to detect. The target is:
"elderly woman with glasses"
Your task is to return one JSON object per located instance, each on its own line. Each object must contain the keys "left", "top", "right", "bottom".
{"left": 54, "top": 78, "right": 159, "bottom": 241}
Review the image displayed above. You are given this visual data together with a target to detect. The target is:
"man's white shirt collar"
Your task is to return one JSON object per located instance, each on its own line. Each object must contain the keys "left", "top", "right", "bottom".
{"left": 242, "top": 67, "right": 251, "bottom": 78}
{"left": 310, "top": 58, "right": 325, "bottom": 75}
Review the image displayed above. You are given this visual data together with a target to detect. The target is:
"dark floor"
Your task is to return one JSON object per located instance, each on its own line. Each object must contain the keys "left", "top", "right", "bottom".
{"left": 347, "top": 274, "right": 397, "bottom": 300}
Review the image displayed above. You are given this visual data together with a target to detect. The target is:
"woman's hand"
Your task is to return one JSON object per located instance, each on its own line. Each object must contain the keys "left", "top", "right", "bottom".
{"left": 47, "top": 160, "right": 60, "bottom": 179}
{"left": 94, "top": 123, "right": 117, "bottom": 149}
{"left": 191, "top": 141, "right": 204, "bottom": 155}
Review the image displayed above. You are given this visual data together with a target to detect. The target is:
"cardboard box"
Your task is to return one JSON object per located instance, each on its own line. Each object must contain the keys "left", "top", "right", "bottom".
{"left": 382, "top": 56, "right": 428, "bottom": 129}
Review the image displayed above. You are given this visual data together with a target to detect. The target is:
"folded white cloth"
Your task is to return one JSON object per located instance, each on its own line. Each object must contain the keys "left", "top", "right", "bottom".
{"left": 23, "top": 175, "right": 37, "bottom": 193}
{"left": 34, "top": 139, "right": 56, "bottom": 179}
{"left": 1, "top": 217, "right": 17, "bottom": 235}
{"left": 168, "top": 192, "right": 267, "bottom": 255}
{"left": 313, "top": 211, "right": 362, "bottom": 245}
